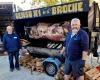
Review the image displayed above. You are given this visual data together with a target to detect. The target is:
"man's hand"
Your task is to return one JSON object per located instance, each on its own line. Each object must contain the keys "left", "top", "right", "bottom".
{"left": 82, "top": 51, "right": 89, "bottom": 61}
{"left": 59, "top": 47, "right": 65, "bottom": 54}
{"left": 4, "top": 51, "right": 8, "bottom": 55}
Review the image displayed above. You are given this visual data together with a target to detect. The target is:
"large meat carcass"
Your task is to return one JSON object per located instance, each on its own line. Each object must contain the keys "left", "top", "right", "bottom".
{"left": 46, "top": 23, "right": 64, "bottom": 41}
{"left": 29, "top": 23, "right": 66, "bottom": 41}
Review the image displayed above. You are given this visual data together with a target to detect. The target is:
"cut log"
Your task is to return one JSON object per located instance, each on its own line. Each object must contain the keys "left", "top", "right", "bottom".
{"left": 93, "top": 73, "right": 100, "bottom": 80}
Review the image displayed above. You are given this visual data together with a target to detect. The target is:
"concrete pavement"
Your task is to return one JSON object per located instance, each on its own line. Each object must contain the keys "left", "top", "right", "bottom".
{"left": 0, "top": 56, "right": 55, "bottom": 80}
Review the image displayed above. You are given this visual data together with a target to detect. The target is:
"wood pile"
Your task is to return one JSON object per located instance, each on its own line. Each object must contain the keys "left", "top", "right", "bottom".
{"left": 19, "top": 55, "right": 44, "bottom": 74}
{"left": 55, "top": 65, "right": 64, "bottom": 80}
{"left": 84, "top": 64, "right": 91, "bottom": 72}
{"left": 84, "top": 64, "right": 92, "bottom": 80}
{"left": 20, "top": 55, "right": 100, "bottom": 80}
{"left": 20, "top": 39, "right": 30, "bottom": 46}
{"left": 85, "top": 67, "right": 100, "bottom": 80}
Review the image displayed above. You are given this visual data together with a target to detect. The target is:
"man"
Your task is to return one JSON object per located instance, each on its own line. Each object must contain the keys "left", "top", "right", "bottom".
{"left": 3, "top": 26, "right": 21, "bottom": 72}
{"left": 60, "top": 18, "right": 89, "bottom": 80}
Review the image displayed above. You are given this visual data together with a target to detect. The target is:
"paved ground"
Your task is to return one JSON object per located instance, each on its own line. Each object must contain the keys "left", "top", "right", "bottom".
{"left": 0, "top": 56, "right": 55, "bottom": 80}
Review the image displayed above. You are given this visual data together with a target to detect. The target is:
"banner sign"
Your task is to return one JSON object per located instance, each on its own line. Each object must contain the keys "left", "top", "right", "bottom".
{"left": 14, "top": 1, "right": 89, "bottom": 20}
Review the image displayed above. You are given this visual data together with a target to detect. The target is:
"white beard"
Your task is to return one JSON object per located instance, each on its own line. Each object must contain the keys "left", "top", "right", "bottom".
{"left": 72, "top": 29, "right": 78, "bottom": 34}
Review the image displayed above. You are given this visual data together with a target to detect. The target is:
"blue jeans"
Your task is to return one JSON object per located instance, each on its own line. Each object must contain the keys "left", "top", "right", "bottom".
{"left": 8, "top": 51, "right": 19, "bottom": 69}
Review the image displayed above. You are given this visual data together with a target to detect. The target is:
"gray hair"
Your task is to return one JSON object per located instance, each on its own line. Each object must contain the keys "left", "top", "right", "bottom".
{"left": 71, "top": 18, "right": 80, "bottom": 25}
{"left": 6, "top": 26, "right": 13, "bottom": 29}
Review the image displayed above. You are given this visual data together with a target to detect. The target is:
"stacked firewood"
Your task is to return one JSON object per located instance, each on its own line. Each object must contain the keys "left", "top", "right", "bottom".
{"left": 20, "top": 39, "right": 30, "bottom": 46}
{"left": 19, "top": 55, "right": 44, "bottom": 74}
{"left": 84, "top": 64, "right": 92, "bottom": 80}
{"left": 54, "top": 65, "right": 64, "bottom": 80}
{"left": 35, "top": 59, "right": 44, "bottom": 72}
{"left": 85, "top": 67, "right": 100, "bottom": 80}
{"left": 20, "top": 54, "right": 100, "bottom": 80}
{"left": 84, "top": 64, "right": 91, "bottom": 72}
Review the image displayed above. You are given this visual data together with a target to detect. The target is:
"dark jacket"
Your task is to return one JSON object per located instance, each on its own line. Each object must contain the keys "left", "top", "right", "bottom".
{"left": 3, "top": 32, "right": 21, "bottom": 52}
{"left": 64, "top": 29, "right": 89, "bottom": 61}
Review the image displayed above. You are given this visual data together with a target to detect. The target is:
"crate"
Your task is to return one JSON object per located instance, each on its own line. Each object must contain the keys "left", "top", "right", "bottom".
{"left": 85, "top": 68, "right": 100, "bottom": 80}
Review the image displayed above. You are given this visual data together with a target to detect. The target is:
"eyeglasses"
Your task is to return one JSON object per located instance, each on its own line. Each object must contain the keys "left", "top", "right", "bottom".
{"left": 71, "top": 24, "right": 80, "bottom": 26}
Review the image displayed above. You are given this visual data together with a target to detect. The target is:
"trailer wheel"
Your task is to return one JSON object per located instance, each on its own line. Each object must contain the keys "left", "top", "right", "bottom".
{"left": 44, "top": 62, "right": 58, "bottom": 77}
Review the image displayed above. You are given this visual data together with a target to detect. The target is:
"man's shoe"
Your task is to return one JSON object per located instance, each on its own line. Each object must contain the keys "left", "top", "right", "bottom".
{"left": 16, "top": 67, "right": 20, "bottom": 71}
{"left": 10, "top": 68, "right": 14, "bottom": 72}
